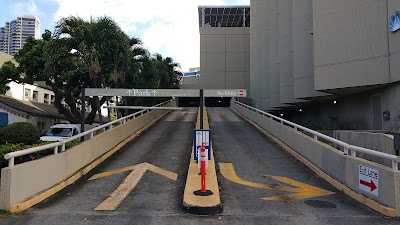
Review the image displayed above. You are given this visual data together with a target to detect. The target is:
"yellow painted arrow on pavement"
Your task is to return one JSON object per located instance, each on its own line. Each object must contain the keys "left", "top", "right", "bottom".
{"left": 88, "top": 163, "right": 177, "bottom": 211}
{"left": 219, "top": 163, "right": 334, "bottom": 201}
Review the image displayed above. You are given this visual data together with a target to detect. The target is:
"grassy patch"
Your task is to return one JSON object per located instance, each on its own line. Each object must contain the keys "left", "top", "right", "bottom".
{"left": 0, "top": 209, "right": 12, "bottom": 215}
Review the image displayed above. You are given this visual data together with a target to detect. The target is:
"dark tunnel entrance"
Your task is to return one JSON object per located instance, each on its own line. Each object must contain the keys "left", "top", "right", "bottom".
{"left": 177, "top": 97, "right": 231, "bottom": 107}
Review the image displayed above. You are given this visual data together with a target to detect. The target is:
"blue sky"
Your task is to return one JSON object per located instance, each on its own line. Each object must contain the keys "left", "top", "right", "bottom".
{"left": 0, "top": 0, "right": 250, "bottom": 71}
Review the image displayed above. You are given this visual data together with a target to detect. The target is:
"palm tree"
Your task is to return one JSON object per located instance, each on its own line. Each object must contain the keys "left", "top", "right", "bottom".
{"left": 52, "top": 16, "right": 136, "bottom": 124}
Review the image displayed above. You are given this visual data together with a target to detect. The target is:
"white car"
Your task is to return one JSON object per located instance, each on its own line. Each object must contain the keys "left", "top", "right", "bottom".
{"left": 40, "top": 124, "right": 93, "bottom": 142}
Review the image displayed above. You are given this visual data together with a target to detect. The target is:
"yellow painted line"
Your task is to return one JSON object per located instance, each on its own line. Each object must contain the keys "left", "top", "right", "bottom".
{"left": 88, "top": 165, "right": 139, "bottom": 181}
{"left": 145, "top": 163, "right": 178, "bottom": 181}
{"left": 89, "top": 163, "right": 177, "bottom": 181}
{"left": 180, "top": 112, "right": 186, "bottom": 116}
{"left": 219, "top": 163, "right": 334, "bottom": 201}
{"left": 91, "top": 163, "right": 178, "bottom": 210}
{"left": 95, "top": 166, "right": 147, "bottom": 211}
{"left": 262, "top": 176, "right": 334, "bottom": 201}
{"left": 219, "top": 163, "right": 295, "bottom": 192}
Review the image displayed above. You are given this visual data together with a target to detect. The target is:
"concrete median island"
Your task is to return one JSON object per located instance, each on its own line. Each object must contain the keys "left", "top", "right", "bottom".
{"left": 182, "top": 106, "right": 222, "bottom": 215}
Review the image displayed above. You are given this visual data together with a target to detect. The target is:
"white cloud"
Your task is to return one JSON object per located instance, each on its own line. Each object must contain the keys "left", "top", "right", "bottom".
{"left": 49, "top": 0, "right": 248, "bottom": 71}
{"left": 11, "top": 0, "right": 42, "bottom": 17}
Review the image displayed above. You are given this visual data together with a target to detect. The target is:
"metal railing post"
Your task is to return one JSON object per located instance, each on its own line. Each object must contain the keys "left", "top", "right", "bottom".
{"left": 8, "top": 157, "right": 14, "bottom": 167}
{"left": 392, "top": 160, "right": 398, "bottom": 171}
{"left": 344, "top": 146, "right": 349, "bottom": 155}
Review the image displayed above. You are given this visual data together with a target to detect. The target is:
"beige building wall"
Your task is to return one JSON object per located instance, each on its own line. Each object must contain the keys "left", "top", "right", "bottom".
{"left": 293, "top": 0, "right": 328, "bottom": 99}
{"left": 268, "top": 0, "right": 286, "bottom": 109}
{"left": 389, "top": 1, "right": 400, "bottom": 82}
{"left": 279, "top": 0, "right": 305, "bottom": 104}
{"left": 248, "top": 0, "right": 400, "bottom": 131}
{"left": 250, "top": 0, "right": 269, "bottom": 110}
{"left": 200, "top": 27, "right": 250, "bottom": 91}
{"left": 180, "top": 77, "right": 200, "bottom": 89}
{"left": 313, "top": 0, "right": 391, "bottom": 90}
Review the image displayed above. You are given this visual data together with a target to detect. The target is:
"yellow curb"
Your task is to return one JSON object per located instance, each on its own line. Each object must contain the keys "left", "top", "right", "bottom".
{"left": 182, "top": 107, "right": 222, "bottom": 214}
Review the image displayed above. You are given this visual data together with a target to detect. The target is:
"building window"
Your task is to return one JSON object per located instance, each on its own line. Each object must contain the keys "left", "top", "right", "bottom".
{"left": 44, "top": 93, "right": 50, "bottom": 104}
{"left": 51, "top": 95, "right": 55, "bottom": 105}
{"left": 24, "top": 88, "right": 31, "bottom": 99}
{"left": 37, "top": 122, "right": 45, "bottom": 133}
{"left": 32, "top": 90, "right": 38, "bottom": 101}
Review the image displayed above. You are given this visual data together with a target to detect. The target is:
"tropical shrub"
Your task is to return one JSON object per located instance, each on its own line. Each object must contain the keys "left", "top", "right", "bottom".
{"left": 2, "top": 122, "right": 40, "bottom": 145}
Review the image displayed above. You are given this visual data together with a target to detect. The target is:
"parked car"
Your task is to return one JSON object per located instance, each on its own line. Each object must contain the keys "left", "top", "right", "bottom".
{"left": 40, "top": 124, "right": 95, "bottom": 142}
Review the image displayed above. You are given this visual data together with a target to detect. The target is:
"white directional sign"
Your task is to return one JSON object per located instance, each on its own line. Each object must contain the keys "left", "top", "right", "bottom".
{"left": 85, "top": 88, "right": 246, "bottom": 97}
{"left": 359, "top": 165, "right": 379, "bottom": 196}
{"left": 193, "top": 129, "right": 211, "bottom": 162}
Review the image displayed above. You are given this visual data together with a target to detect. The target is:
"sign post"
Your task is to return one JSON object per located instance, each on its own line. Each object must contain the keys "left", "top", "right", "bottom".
{"left": 200, "top": 89, "right": 204, "bottom": 129}
{"left": 193, "top": 129, "right": 211, "bottom": 161}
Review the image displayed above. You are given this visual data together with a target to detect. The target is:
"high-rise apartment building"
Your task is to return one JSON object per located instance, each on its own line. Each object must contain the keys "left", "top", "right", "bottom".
{"left": 0, "top": 16, "right": 40, "bottom": 55}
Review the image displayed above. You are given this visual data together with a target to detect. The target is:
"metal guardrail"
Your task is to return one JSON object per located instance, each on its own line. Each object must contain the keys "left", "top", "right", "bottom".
{"left": 234, "top": 101, "right": 400, "bottom": 171}
{"left": 4, "top": 100, "right": 174, "bottom": 167}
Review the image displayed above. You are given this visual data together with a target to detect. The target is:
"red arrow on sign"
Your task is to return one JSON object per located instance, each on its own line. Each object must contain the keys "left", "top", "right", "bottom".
{"left": 360, "top": 179, "right": 377, "bottom": 192}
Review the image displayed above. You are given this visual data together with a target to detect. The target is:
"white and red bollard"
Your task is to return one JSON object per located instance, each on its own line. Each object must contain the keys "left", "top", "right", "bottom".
{"left": 194, "top": 142, "right": 213, "bottom": 196}
{"left": 200, "top": 142, "right": 207, "bottom": 192}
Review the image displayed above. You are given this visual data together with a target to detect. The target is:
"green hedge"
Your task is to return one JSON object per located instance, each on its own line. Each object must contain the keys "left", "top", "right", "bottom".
{"left": 0, "top": 141, "right": 80, "bottom": 169}
{"left": 0, "top": 127, "right": 4, "bottom": 144}
{"left": 0, "top": 122, "right": 40, "bottom": 145}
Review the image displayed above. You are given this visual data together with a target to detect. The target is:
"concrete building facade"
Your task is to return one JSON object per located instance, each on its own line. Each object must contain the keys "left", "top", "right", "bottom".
{"left": 0, "top": 16, "right": 40, "bottom": 55}
{"left": 198, "top": 6, "right": 250, "bottom": 92}
{"left": 247, "top": 0, "right": 400, "bottom": 132}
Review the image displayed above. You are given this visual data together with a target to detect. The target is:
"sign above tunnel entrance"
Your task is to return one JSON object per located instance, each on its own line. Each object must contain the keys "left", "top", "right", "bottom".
{"left": 85, "top": 88, "right": 247, "bottom": 97}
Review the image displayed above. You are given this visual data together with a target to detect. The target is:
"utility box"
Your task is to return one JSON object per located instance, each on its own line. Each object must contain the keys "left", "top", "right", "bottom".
{"left": 0, "top": 112, "right": 8, "bottom": 127}
{"left": 383, "top": 111, "right": 390, "bottom": 120}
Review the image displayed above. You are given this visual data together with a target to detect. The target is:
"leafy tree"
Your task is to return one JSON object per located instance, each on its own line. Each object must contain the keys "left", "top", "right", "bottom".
{"left": 0, "top": 16, "right": 182, "bottom": 123}
{"left": 0, "top": 61, "right": 20, "bottom": 94}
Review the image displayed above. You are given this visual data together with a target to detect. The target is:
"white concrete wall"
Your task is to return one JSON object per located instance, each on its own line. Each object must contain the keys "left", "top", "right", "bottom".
{"left": 333, "top": 131, "right": 396, "bottom": 167}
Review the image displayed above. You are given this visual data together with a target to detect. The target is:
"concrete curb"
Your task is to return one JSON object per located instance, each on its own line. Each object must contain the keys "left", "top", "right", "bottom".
{"left": 182, "top": 107, "right": 223, "bottom": 215}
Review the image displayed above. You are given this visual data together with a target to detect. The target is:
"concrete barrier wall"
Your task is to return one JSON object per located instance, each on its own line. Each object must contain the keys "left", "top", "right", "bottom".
{"left": 0, "top": 101, "right": 175, "bottom": 210}
{"left": 231, "top": 102, "right": 400, "bottom": 214}
{"left": 333, "top": 130, "right": 395, "bottom": 167}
